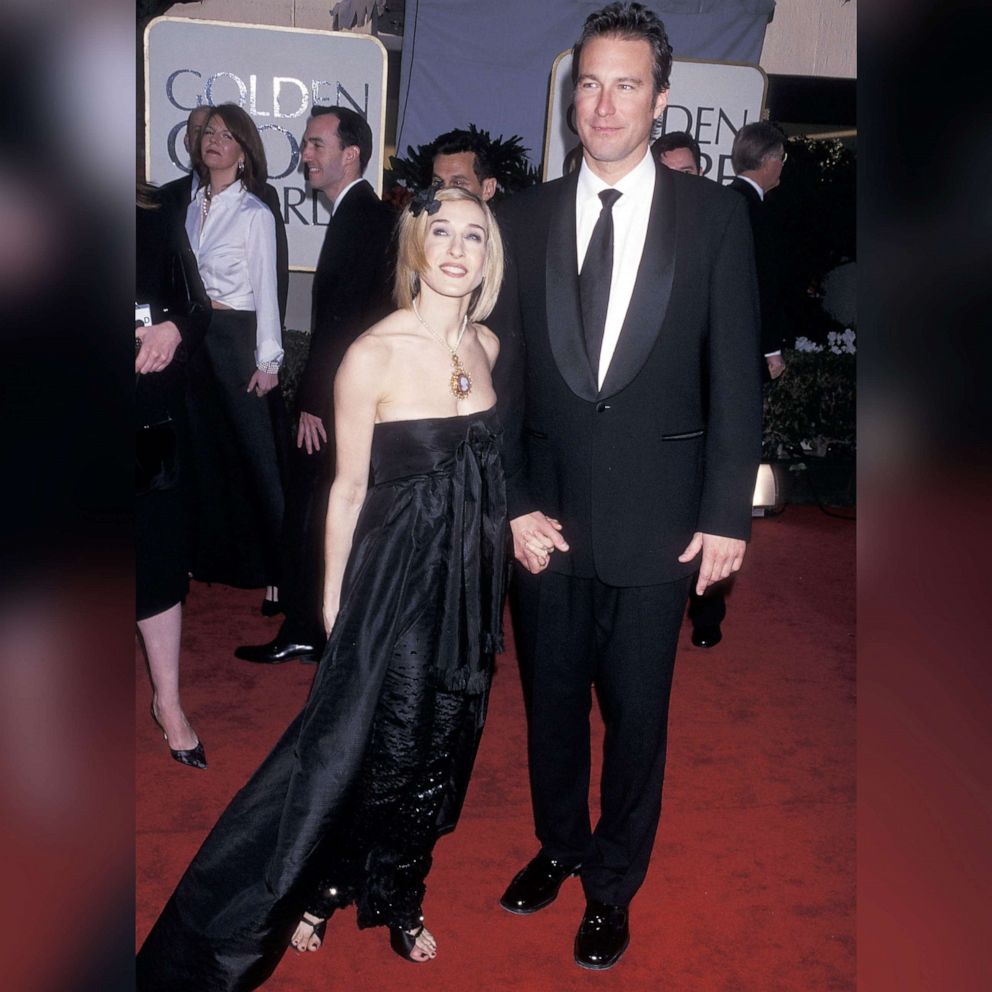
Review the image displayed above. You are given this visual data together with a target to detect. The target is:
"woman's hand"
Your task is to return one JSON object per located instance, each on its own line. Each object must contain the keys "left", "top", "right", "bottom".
{"left": 247, "top": 369, "right": 279, "bottom": 397}
{"left": 135, "top": 321, "right": 181, "bottom": 375}
{"left": 510, "top": 512, "right": 568, "bottom": 574}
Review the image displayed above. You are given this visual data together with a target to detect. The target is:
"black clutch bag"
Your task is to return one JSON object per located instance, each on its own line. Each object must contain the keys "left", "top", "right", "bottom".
{"left": 136, "top": 418, "right": 178, "bottom": 495}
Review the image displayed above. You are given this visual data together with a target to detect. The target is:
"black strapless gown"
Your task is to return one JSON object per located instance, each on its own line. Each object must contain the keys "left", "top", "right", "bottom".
{"left": 137, "top": 409, "right": 507, "bottom": 992}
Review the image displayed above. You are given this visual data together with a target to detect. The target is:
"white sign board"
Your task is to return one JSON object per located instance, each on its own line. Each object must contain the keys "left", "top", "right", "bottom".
{"left": 543, "top": 53, "right": 767, "bottom": 184}
{"left": 144, "top": 17, "right": 388, "bottom": 270}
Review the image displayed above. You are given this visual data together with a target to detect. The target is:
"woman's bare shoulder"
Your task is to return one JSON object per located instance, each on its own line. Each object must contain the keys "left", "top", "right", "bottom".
{"left": 474, "top": 322, "right": 500, "bottom": 361}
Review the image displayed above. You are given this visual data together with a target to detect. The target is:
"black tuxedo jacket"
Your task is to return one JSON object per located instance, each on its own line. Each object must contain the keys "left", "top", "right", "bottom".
{"left": 158, "top": 173, "right": 290, "bottom": 327}
{"left": 727, "top": 176, "right": 785, "bottom": 358}
{"left": 493, "top": 165, "right": 762, "bottom": 586}
{"left": 296, "top": 180, "right": 395, "bottom": 421}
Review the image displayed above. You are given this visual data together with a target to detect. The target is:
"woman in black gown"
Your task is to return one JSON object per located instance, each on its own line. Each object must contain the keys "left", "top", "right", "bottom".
{"left": 137, "top": 187, "right": 507, "bottom": 989}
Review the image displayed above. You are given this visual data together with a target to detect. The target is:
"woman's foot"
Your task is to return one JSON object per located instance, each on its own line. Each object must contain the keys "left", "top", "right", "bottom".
{"left": 291, "top": 913, "right": 327, "bottom": 953}
{"left": 389, "top": 923, "right": 437, "bottom": 962}
{"left": 151, "top": 697, "right": 206, "bottom": 768}
{"left": 151, "top": 697, "right": 198, "bottom": 750}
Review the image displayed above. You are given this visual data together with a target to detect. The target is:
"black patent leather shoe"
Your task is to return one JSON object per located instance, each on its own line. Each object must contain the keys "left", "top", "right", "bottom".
{"left": 691, "top": 624, "right": 722, "bottom": 648}
{"left": 499, "top": 852, "right": 582, "bottom": 915}
{"left": 234, "top": 638, "right": 317, "bottom": 664}
{"left": 574, "top": 900, "right": 629, "bottom": 971}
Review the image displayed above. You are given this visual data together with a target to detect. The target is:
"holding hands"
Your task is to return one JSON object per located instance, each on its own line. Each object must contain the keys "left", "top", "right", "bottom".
{"left": 510, "top": 512, "right": 569, "bottom": 574}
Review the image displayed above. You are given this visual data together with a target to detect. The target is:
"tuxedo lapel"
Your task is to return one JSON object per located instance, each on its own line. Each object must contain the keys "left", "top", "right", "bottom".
{"left": 545, "top": 171, "right": 598, "bottom": 402}
{"left": 600, "top": 164, "right": 676, "bottom": 398}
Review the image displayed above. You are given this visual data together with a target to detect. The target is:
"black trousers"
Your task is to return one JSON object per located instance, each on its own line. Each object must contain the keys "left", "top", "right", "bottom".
{"left": 511, "top": 567, "right": 691, "bottom": 907}
{"left": 186, "top": 310, "right": 287, "bottom": 588}
{"left": 277, "top": 438, "right": 334, "bottom": 647}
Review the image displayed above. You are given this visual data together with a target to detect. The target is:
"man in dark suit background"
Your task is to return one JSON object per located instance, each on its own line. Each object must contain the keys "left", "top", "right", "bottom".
{"left": 492, "top": 2, "right": 761, "bottom": 970}
{"left": 236, "top": 106, "right": 395, "bottom": 665}
{"left": 158, "top": 105, "right": 290, "bottom": 329}
{"left": 685, "top": 122, "right": 789, "bottom": 650}
{"left": 728, "top": 120, "right": 789, "bottom": 382}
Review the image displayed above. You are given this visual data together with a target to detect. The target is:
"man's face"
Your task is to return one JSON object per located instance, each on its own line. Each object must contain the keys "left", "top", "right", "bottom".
{"left": 184, "top": 106, "right": 211, "bottom": 169}
{"left": 659, "top": 147, "right": 699, "bottom": 175}
{"left": 301, "top": 113, "right": 354, "bottom": 199}
{"left": 574, "top": 35, "right": 667, "bottom": 181}
{"left": 432, "top": 151, "right": 496, "bottom": 202}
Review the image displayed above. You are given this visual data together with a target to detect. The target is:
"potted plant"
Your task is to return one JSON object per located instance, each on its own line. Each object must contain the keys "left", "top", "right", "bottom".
{"left": 762, "top": 329, "right": 856, "bottom": 506}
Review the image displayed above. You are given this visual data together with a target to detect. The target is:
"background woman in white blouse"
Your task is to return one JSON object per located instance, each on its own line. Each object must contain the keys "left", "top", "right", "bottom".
{"left": 183, "top": 103, "right": 288, "bottom": 594}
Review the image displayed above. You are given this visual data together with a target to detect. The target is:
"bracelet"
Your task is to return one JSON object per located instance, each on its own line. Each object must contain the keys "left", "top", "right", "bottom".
{"left": 256, "top": 360, "right": 282, "bottom": 375}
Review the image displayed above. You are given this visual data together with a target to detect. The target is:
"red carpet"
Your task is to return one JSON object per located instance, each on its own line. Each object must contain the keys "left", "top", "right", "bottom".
{"left": 136, "top": 505, "right": 854, "bottom": 990}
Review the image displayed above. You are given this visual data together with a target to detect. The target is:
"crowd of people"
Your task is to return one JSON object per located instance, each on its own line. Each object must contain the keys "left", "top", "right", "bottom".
{"left": 135, "top": 1, "right": 792, "bottom": 985}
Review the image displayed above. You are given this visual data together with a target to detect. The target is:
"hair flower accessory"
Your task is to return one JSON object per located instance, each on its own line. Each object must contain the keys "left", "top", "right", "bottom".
{"left": 408, "top": 180, "right": 444, "bottom": 217}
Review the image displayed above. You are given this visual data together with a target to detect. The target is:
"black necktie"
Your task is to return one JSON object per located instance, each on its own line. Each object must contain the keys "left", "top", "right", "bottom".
{"left": 579, "top": 188, "right": 623, "bottom": 373}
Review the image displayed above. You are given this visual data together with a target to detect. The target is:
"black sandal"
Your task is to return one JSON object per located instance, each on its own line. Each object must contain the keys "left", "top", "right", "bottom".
{"left": 388, "top": 923, "right": 431, "bottom": 963}
{"left": 292, "top": 912, "right": 327, "bottom": 953}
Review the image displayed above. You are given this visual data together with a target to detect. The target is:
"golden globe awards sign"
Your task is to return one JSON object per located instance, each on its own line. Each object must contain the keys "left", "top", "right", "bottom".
{"left": 143, "top": 17, "right": 387, "bottom": 270}
{"left": 543, "top": 53, "right": 767, "bottom": 184}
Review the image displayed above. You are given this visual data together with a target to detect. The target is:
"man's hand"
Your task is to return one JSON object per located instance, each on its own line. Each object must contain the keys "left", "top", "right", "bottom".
{"left": 510, "top": 512, "right": 569, "bottom": 574}
{"left": 135, "top": 321, "right": 181, "bottom": 375}
{"left": 766, "top": 353, "right": 786, "bottom": 380}
{"left": 678, "top": 531, "right": 747, "bottom": 595}
{"left": 247, "top": 369, "right": 279, "bottom": 397}
{"left": 297, "top": 410, "right": 328, "bottom": 454}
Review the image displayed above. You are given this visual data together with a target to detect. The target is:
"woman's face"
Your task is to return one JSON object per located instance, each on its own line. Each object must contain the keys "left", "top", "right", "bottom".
{"left": 200, "top": 114, "right": 243, "bottom": 175}
{"left": 419, "top": 199, "right": 489, "bottom": 301}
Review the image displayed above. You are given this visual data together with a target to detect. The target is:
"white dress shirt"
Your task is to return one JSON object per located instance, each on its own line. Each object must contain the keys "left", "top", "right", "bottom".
{"left": 186, "top": 182, "right": 283, "bottom": 372}
{"left": 576, "top": 149, "right": 657, "bottom": 389}
{"left": 736, "top": 173, "right": 765, "bottom": 201}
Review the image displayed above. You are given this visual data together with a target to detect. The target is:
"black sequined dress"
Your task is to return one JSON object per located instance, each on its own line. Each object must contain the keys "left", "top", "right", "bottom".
{"left": 137, "top": 408, "right": 507, "bottom": 992}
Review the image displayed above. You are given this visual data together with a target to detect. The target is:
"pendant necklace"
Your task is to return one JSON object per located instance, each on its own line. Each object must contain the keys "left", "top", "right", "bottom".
{"left": 412, "top": 299, "right": 473, "bottom": 399}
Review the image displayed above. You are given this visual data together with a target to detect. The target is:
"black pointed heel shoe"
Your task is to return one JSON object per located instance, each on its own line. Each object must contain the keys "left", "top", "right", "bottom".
{"left": 152, "top": 703, "right": 207, "bottom": 770}
{"left": 389, "top": 924, "right": 432, "bottom": 963}
{"left": 168, "top": 739, "right": 207, "bottom": 769}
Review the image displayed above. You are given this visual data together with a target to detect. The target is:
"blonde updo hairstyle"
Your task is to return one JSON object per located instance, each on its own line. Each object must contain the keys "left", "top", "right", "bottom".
{"left": 393, "top": 186, "right": 505, "bottom": 322}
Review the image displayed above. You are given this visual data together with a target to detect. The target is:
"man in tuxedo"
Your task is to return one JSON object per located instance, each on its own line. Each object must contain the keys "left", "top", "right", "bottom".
{"left": 492, "top": 2, "right": 761, "bottom": 970}
{"left": 688, "top": 122, "right": 789, "bottom": 650}
{"left": 236, "top": 106, "right": 395, "bottom": 664}
{"left": 158, "top": 106, "right": 289, "bottom": 327}
{"left": 429, "top": 127, "right": 498, "bottom": 201}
